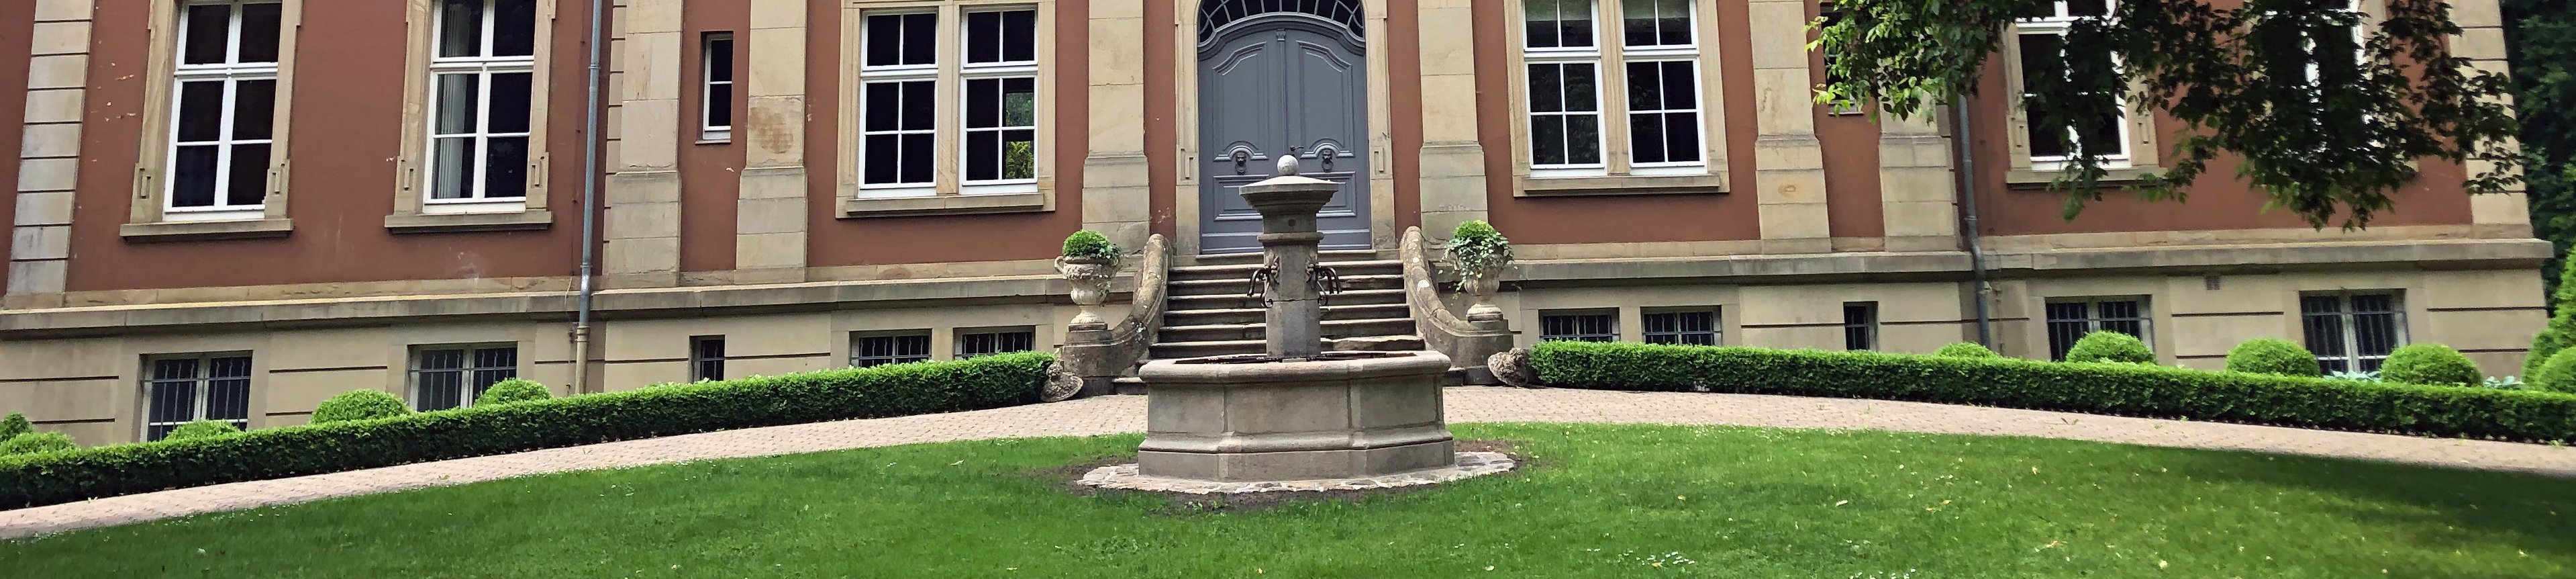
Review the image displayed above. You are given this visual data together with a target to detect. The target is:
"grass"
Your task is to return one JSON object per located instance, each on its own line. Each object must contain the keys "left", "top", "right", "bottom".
{"left": 5, "top": 423, "right": 2571, "bottom": 578}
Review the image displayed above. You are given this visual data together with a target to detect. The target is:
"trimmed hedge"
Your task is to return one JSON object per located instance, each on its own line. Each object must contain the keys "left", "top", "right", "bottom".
{"left": 2065, "top": 331, "right": 2154, "bottom": 364}
{"left": 0, "top": 413, "right": 28, "bottom": 440}
{"left": 2381, "top": 344, "right": 2481, "bottom": 387}
{"left": 475, "top": 379, "right": 554, "bottom": 406}
{"left": 2225, "top": 338, "right": 2323, "bottom": 377}
{"left": 1934, "top": 343, "right": 2000, "bottom": 358}
{"left": 162, "top": 420, "right": 242, "bottom": 441}
{"left": 1529, "top": 341, "right": 2576, "bottom": 443}
{"left": 0, "top": 352, "right": 1053, "bottom": 509}
{"left": 313, "top": 390, "right": 411, "bottom": 424}
{"left": 2536, "top": 349, "right": 2576, "bottom": 394}
{"left": 1, "top": 433, "right": 75, "bottom": 456}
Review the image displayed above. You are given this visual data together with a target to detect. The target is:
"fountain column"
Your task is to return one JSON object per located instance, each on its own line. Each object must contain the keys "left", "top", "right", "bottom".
{"left": 1236, "top": 159, "right": 1338, "bottom": 359}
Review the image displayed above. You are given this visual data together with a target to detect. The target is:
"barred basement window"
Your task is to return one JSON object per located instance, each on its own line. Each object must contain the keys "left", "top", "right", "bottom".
{"left": 957, "top": 328, "right": 1037, "bottom": 359}
{"left": 1540, "top": 311, "right": 1618, "bottom": 343}
{"left": 143, "top": 353, "right": 252, "bottom": 441}
{"left": 2044, "top": 297, "right": 2147, "bottom": 361}
{"left": 165, "top": 0, "right": 283, "bottom": 220}
{"left": 700, "top": 32, "right": 734, "bottom": 142}
{"left": 690, "top": 335, "right": 726, "bottom": 382}
{"left": 410, "top": 345, "right": 518, "bottom": 411}
{"left": 852, "top": 332, "right": 933, "bottom": 367}
{"left": 424, "top": 0, "right": 537, "bottom": 210}
{"left": 2302, "top": 292, "right": 2405, "bottom": 373}
{"left": 1843, "top": 302, "right": 1879, "bottom": 351}
{"left": 1642, "top": 308, "right": 1718, "bottom": 345}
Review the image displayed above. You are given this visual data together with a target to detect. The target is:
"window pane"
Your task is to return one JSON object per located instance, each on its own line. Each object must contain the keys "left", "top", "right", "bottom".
{"left": 232, "top": 79, "right": 277, "bottom": 140}
{"left": 902, "top": 13, "right": 938, "bottom": 66}
{"left": 862, "top": 134, "right": 900, "bottom": 183}
{"left": 183, "top": 4, "right": 233, "bottom": 65}
{"left": 1656, "top": 0, "right": 1691, "bottom": 45}
{"left": 154, "top": 357, "right": 201, "bottom": 382}
{"left": 487, "top": 72, "right": 534, "bottom": 134}
{"left": 484, "top": 136, "right": 528, "bottom": 198}
{"left": 207, "top": 357, "right": 253, "bottom": 422}
{"left": 1003, "top": 77, "right": 1036, "bottom": 126}
{"left": 901, "top": 81, "right": 936, "bottom": 130}
{"left": 863, "top": 82, "right": 901, "bottom": 131}
{"left": 1524, "top": 0, "right": 1561, "bottom": 48}
{"left": 147, "top": 379, "right": 194, "bottom": 433}
{"left": 707, "top": 38, "right": 734, "bottom": 81}
{"left": 2069, "top": 0, "right": 2110, "bottom": 17}
{"left": 1663, "top": 112, "right": 1701, "bottom": 163}
{"left": 176, "top": 81, "right": 226, "bottom": 142}
{"left": 1624, "top": 0, "right": 1688, "bottom": 46}
{"left": 2097, "top": 300, "right": 2139, "bottom": 320}
{"left": 438, "top": 0, "right": 485, "bottom": 58}
{"left": 1566, "top": 116, "right": 1601, "bottom": 165}
{"left": 967, "top": 131, "right": 999, "bottom": 181}
{"left": 899, "top": 134, "right": 934, "bottom": 183}
{"left": 1630, "top": 114, "right": 1665, "bottom": 163}
{"left": 493, "top": 0, "right": 538, "bottom": 57}
{"left": 2355, "top": 312, "right": 2400, "bottom": 357}
{"left": 707, "top": 83, "right": 733, "bottom": 128}
{"left": 431, "top": 137, "right": 475, "bottom": 199}
{"left": 1531, "top": 116, "right": 1566, "bottom": 165}
{"left": 417, "top": 370, "right": 463, "bottom": 410}
{"left": 434, "top": 74, "right": 482, "bottom": 135}
{"left": 1562, "top": 64, "right": 1597, "bottom": 112}
{"left": 866, "top": 15, "right": 905, "bottom": 67}
{"left": 968, "top": 78, "right": 999, "bottom": 128}
{"left": 2304, "top": 312, "right": 2348, "bottom": 357}
{"left": 1626, "top": 61, "right": 1664, "bottom": 111}
{"left": 239, "top": 3, "right": 284, "bottom": 63}
{"left": 172, "top": 146, "right": 221, "bottom": 208}
{"left": 227, "top": 143, "right": 271, "bottom": 206}
{"left": 1528, "top": 64, "right": 1564, "bottom": 113}
{"left": 2352, "top": 294, "right": 2396, "bottom": 314}
{"left": 1559, "top": 1, "right": 1595, "bottom": 48}
{"left": 1003, "top": 129, "right": 1035, "bottom": 180}
{"left": 419, "top": 349, "right": 467, "bottom": 370}
{"left": 1002, "top": 10, "right": 1036, "bottom": 62}
{"left": 967, "top": 11, "right": 1001, "bottom": 64}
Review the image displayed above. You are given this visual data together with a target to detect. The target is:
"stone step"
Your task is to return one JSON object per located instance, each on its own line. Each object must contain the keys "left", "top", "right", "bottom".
{"left": 1165, "top": 273, "right": 1403, "bottom": 296}
{"left": 1189, "top": 250, "right": 1383, "bottom": 267}
{"left": 1162, "top": 303, "right": 1412, "bottom": 326}
{"left": 1166, "top": 288, "right": 1406, "bottom": 311}
{"left": 1156, "top": 318, "right": 1417, "bottom": 343}
{"left": 1167, "top": 259, "right": 1402, "bottom": 282}
{"left": 1146, "top": 335, "right": 1428, "bottom": 360}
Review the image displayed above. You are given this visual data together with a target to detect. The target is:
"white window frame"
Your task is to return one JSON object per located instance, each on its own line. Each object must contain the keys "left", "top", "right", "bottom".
{"left": 407, "top": 343, "right": 519, "bottom": 411}
{"left": 162, "top": 0, "right": 284, "bottom": 222}
{"left": 2011, "top": 0, "right": 2134, "bottom": 171}
{"left": 2301, "top": 291, "right": 2408, "bottom": 374}
{"left": 1522, "top": 0, "right": 1609, "bottom": 176}
{"left": 957, "top": 7, "right": 1039, "bottom": 195}
{"left": 422, "top": 0, "right": 538, "bottom": 214}
{"left": 700, "top": 32, "right": 734, "bottom": 142}
{"left": 856, "top": 10, "right": 942, "bottom": 197}
{"left": 1617, "top": 0, "right": 1706, "bottom": 174}
{"left": 141, "top": 353, "right": 254, "bottom": 441}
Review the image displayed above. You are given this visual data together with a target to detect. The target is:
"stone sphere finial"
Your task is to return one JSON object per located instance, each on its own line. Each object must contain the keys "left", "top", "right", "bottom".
{"left": 1276, "top": 153, "right": 1300, "bottom": 176}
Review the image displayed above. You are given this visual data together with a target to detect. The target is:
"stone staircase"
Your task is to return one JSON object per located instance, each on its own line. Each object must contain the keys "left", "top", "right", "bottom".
{"left": 1147, "top": 251, "right": 1424, "bottom": 360}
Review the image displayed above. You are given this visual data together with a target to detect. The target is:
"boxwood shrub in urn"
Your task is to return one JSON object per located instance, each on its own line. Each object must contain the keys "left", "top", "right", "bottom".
{"left": 1058, "top": 230, "right": 1123, "bottom": 330}
{"left": 1446, "top": 220, "right": 1513, "bottom": 322}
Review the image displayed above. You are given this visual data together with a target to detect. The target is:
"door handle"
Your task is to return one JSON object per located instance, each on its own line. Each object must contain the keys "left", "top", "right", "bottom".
{"left": 1232, "top": 149, "right": 1250, "bottom": 175}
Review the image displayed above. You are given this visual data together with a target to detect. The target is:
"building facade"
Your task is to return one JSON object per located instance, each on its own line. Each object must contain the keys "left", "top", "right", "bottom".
{"left": 0, "top": 0, "right": 2543, "bottom": 445}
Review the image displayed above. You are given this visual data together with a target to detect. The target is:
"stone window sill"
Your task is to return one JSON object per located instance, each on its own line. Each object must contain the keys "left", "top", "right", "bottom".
{"left": 384, "top": 210, "right": 555, "bottom": 233}
{"left": 2006, "top": 166, "right": 2162, "bottom": 189}
{"left": 1515, "top": 173, "right": 1726, "bottom": 197}
{"left": 839, "top": 192, "right": 1051, "bottom": 218}
{"left": 120, "top": 218, "right": 295, "bottom": 242}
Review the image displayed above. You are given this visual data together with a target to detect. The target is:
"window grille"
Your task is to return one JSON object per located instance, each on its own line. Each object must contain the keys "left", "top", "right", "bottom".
{"left": 411, "top": 345, "right": 518, "bottom": 410}
{"left": 2044, "top": 297, "right": 2148, "bottom": 361}
{"left": 144, "top": 353, "right": 253, "bottom": 441}
{"left": 2302, "top": 292, "right": 2405, "bottom": 373}
{"left": 1642, "top": 309, "right": 1719, "bottom": 346}
{"left": 1540, "top": 311, "right": 1618, "bottom": 343}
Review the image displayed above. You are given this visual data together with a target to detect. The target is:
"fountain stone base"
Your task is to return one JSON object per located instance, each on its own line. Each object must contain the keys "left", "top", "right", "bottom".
{"left": 1136, "top": 351, "right": 1456, "bottom": 482}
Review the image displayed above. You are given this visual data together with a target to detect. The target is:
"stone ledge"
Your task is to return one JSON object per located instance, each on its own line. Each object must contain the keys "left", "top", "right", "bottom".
{"left": 383, "top": 210, "right": 554, "bottom": 233}
{"left": 0, "top": 273, "right": 1077, "bottom": 338}
{"left": 2005, "top": 166, "right": 2162, "bottom": 188}
{"left": 1512, "top": 238, "right": 2548, "bottom": 286}
{"left": 118, "top": 218, "right": 295, "bottom": 242}
{"left": 1515, "top": 173, "right": 1726, "bottom": 197}
{"left": 839, "top": 192, "right": 1050, "bottom": 218}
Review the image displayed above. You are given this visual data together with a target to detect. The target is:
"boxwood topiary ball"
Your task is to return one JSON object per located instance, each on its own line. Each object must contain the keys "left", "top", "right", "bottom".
{"left": 0, "top": 412, "right": 30, "bottom": 440}
{"left": 2224, "top": 338, "right": 2322, "bottom": 377}
{"left": 2379, "top": 344, "right": 2482, "bottom": 386}
{"left": 2065, "top": 331, "right": 2154, "bottom": 364}
{"left": 162, "top": 420, "right": 242, "bottom": 441}
{"left": 1934, "top": 342, "right": 2000, "bottom": 358}
{"left": 475, "top": 379, "right": 554, "bottom": 406}
{"left": 313, "top": 389, "right": 412, "bottom": 424}
{"left": 2534, "top": 349, "right": 2576, "bottom": 394}
{"left": 0, "top": 431, "right": 76, "bottom": 456}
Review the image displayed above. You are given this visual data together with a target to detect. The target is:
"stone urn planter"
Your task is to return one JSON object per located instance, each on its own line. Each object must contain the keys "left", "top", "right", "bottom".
{"left": 1458, "top": 265, "right": 1507, "bottom": 323}
{"left": 1058, "top": 255, "right": 1118, "bottom": 332}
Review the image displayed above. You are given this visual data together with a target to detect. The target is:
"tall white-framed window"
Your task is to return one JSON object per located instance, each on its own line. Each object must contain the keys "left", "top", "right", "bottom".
{"left": 700, "top": 32, "right": 735, "bottom": 142}
{"left": 1523, "top": 0, "right": 1607, "bottom": 174}
{"left": 2013, "top": 0, "right": 2130, "bottom": 169}
{"left": 424, "top": 0, "right": 537, "bottom": 213}
{"left": 857, "top": 11, "right": 940, "bottom": 194}
{"left": 1619, "top": 0, "right": 1703, "bottom": 173}
{"left": 409, "top": 344, "right": 519, "bottom": 411}
{"left": 2301, "top": 291, "right": 2405, "bottom": 374}
{"left": 959, "top": 8, "right": 1038, "bottom": 194}
{"left": 142, "top": 353, "right": 253, "bottom": 441}
{"left": 164, "top": 0, "right": 285, "bottom": 222}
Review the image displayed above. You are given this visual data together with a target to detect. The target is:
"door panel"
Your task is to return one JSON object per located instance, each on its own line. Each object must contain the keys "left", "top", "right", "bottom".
{"left": 1199, "top": 19, "right": 1370, "bottom": 255}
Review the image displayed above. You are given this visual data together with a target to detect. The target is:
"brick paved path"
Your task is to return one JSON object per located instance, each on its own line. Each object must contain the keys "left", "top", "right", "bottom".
{"left": 5, "top": 388, "right": 2571, "bottom": 539}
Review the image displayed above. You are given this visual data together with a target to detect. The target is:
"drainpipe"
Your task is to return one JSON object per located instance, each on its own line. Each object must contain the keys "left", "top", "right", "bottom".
{"left": 570, "top": 0, "right": 609, "bottom": 394}
{"left": 1952, "top": 97, "right": 1994, "bottom": 349}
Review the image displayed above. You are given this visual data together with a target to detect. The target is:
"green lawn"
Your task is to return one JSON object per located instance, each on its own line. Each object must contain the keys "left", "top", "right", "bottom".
{"left": 7, "top": 424, "right": 2570, "bottom": 578}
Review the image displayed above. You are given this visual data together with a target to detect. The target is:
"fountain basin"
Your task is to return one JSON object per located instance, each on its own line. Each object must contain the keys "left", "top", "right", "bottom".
{"left": 1136, "top": 351, "right": 1456, "bottom": 482}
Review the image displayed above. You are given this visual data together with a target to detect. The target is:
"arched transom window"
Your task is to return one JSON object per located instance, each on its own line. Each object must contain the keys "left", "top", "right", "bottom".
{"left": 1198, "top": 0, "right": 1365, "bottom": 43}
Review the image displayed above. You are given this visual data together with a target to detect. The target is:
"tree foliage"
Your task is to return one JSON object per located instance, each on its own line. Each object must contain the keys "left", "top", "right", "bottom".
{"left": 1814, "top": 0, "right": 2522, "bottom": 228}
{"left": 2506, "top": 0, "right": 2575, "bottom": 296}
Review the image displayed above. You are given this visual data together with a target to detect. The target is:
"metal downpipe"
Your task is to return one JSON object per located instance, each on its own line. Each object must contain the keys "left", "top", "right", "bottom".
{"left": 570, "top": 0, "right": 609, "bottom": 394}
{"left": 1952, "top": 97, "right": 1994, "bottom": 349}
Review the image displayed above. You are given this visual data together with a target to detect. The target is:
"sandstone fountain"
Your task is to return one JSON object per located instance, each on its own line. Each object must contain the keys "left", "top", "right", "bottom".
{"left": 1079, "top": 157, "right": 1515, "bottom": 492}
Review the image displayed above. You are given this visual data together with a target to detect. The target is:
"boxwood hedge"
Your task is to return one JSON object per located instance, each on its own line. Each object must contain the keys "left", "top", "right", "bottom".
{"left": 1530, "top": 341, "right": 2576, "bottom": 443}
{"left": 0, "top": 352, "right": 1053, "bottom": 509}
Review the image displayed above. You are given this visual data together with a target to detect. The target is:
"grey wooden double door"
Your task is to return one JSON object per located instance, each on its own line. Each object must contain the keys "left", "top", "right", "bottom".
{"left": 1197, "top": 15, "right": 1371, "bottom": 255}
